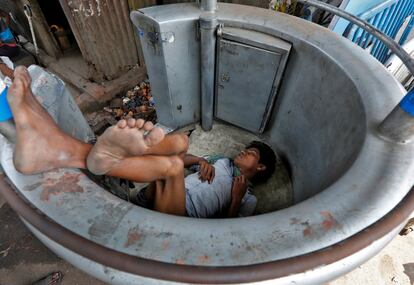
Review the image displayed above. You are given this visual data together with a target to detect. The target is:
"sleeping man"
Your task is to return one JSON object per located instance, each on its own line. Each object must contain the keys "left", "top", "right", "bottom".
{"left": 5, "top": 66, "right": 276, "bottom": 218}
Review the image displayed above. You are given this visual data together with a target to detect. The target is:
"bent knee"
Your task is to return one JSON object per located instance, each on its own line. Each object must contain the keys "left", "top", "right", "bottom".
{"left": 165, "top": 155, "right": 184, "bottom": 177}
{"left": 171, "top": 134, "right": 189, "bottom": 153}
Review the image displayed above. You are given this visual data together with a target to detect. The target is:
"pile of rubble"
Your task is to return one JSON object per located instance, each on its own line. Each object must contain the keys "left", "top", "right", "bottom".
{"left": 104, "top": 80, "right": 155, "bottom": 120}
{"left": 86, "top": 80, "right": 157, "bottom": 135}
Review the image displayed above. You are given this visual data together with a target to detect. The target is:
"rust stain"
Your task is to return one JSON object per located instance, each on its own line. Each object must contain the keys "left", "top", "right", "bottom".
{"left": 176, "top": 259, "right": 186, "bottom": 265}
{"left": 124, "top": 228, "right": 141, "bottom": 247}
{"left": 303, "top": 226, "right": 313, "bottom": 237}
{"left": 23, "top": 182, "right": 42, "bottom": 191}
{"left": 197, "top": 255, "right": 210, "bottom": 265}
{"left": 40, "top": 173, "right": 83, "bottom": 201}
{"left": 161, "top": 240, "right": 170, "bottom": 250}
{"left": 320, "top": 211, "right": 339, "bottom": 231}
{"left": 301, "top": 221, "right": 313, "bottom": 237}
{"left": 290, "top": 217, "right": 300, "bottom": 225}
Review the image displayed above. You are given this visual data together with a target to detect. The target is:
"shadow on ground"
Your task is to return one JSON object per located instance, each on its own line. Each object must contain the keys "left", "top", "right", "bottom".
{"left": 0, "top": 194, "right": 106, "bottom": 285}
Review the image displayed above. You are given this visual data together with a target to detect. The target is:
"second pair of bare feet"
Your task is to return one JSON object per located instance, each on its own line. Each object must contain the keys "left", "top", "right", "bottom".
{"left": 7, "top": 66, "right": 173, "bottom": 177}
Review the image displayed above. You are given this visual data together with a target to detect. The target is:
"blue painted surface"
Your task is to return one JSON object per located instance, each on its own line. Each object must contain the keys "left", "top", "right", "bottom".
{"left": 332, "top": 0, "right": 414, "bottom": 63}
{"left": 332, "top": 0, "right": 385, "bottom": 35}
{"left": 400, "top": 89, "right": 414, "bottom": 116}
{"left": 0, "top": 28, "right": 14, "bottom": 43}
{"left": 0, "top": 86, "right": 12, "bottom": 122}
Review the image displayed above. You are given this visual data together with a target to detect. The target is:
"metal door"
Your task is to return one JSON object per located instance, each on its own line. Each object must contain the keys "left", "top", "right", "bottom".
{"left": 215, "top": 27, "right": 291, "bottom": 133}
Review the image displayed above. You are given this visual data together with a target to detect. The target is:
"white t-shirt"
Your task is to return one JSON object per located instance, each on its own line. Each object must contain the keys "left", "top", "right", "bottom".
{"left": 185, "top": 158, "right": 257, "bottom": 218}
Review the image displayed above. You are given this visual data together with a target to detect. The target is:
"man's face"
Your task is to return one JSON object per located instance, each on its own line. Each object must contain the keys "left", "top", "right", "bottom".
{"left": 234, "top": 147, "right": 261, "bottom": 173}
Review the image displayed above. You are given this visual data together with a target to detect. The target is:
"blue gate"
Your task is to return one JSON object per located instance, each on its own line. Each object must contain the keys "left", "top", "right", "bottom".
{"left": 334, "top": 0, "right": 414, "bottom": 63}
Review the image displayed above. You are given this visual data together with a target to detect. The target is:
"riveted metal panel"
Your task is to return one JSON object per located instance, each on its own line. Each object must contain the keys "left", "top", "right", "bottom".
{"left": 59, "top": 0, "right": 141, "bottom": 82}
{"left": 215, "top": 27, "right": 291, "bottom": 133}
{"left": 216, "top": 40, "right": 281, "bottom": 132}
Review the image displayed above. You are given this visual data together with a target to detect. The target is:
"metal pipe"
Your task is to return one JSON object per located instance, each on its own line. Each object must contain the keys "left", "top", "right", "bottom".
{"left": 296, "top": 0, "right": 414, "bottom": 77}
{"left": 23, "top": 4, "right": 39, "bottom": 56}
{"left": 200, "top": 12, "right": 217, "bottom": 131}
{"left": 201, "top": 0, "right": 217, "bottom": 12}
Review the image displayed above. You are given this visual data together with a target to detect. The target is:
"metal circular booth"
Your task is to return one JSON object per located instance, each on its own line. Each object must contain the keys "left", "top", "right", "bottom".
{"left": 2, "top": 1, "right": 414, "bottom": 284}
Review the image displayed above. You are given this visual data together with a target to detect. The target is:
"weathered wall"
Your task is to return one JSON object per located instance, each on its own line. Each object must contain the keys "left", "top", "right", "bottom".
{"left": 162, "top": 0, "right": 269, "bottom": 7}
{"left": 59, "top": 0, "right": 142, "bottom": 82}
{"left": 128, "top": 0, "right": 158, "bottom": 10}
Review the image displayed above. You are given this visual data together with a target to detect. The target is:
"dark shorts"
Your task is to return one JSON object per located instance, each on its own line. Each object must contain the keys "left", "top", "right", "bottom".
{"left": 135, "top": 187, "right": 192, "bottom": 217}
{"left": 0, "top": 44, "right": 19, "bottom": 58}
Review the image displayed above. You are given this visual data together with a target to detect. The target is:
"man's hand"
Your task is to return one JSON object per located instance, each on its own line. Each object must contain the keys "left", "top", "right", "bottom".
{"left": 198, "top": 160, "right": 215, "bottom": 184}
{"left": 227, "top": 175, "right": 248, "bottom": 218}
{"left": 0, "top": 63, "right": 14, "bottom": 80}
{"left": 231, "top": 175, "right": 248, "bottom": 200}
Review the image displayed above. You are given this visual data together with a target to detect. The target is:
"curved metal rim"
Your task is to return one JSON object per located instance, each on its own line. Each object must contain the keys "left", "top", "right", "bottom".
{"left": 1, "top": 174, "right": 413, "bottom": 284}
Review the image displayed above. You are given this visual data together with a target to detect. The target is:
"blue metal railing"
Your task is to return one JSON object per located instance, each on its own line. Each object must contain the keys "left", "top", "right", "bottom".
{"left": 342, "top": 0, "right": 414, "bottom": 63}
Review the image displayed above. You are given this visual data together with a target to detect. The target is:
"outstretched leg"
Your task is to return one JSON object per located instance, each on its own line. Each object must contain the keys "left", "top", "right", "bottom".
{"left": 7, "top": 66, "right": 92, "bottom": 174}
{"left": 8, "top": 67, "right": 187, "bottom": 215}
{"left": 7, "top": 67, "right": 175, "bottom": 176}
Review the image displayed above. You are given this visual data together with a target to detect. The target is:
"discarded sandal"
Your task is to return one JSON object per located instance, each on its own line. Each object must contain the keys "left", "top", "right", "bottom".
{"left": 32, "top": 271, "right": 63, "bottom": 285}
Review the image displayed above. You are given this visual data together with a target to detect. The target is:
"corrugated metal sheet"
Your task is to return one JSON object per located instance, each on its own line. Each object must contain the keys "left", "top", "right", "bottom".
{"left": 220, "top": 0, "right": 269, "bottom": 8}
{"left": 162, "top": 0, "right": 269, "bottom": 7}
{"left": 162, "top": 0, "right": 270, "bottom": 8}
{"left": 128, "top": 0, "right": 157, "bottom": 10}
{"left": 59, "top": 0, "right": 140, "bottom": 82}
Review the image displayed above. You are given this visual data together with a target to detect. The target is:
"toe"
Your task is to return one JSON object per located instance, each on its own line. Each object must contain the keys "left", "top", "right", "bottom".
{"left": 14, "top": 66, "right": 31, "bottom": 87}
{"left": 136, "top": 119, "right": 145, "bottom": 129}
{"left": 127, "top": 118, "right": 136, "bottom": 128}
{"left": 8, "top": 77, "right": 26, "bottom": 103}
{"left": 117, "top": 119, "right": 127, "bottom": 128}
{"left": 143, "top": 121, "right": 154, "bottom": 131}
{"left": 144, "top": 127, "right": 165, "bottom": 146}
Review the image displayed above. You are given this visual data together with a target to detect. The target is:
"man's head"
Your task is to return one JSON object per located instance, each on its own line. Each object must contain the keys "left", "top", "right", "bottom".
{"left": 234, "top": 141, "right": 276, "bottom": 184}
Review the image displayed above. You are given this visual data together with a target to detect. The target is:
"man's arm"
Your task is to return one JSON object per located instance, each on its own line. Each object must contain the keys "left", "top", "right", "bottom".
{"left": 0, "top": 58, "right": 14, "bottom": 80}
{"left": 227, "top": 175, "right": 248, "bottom": 218}
{"left": 183, "top": 154, "right": 215, "bottom": 184}
{"left": 183, "top": 154, "right": 205, "bottom": 167}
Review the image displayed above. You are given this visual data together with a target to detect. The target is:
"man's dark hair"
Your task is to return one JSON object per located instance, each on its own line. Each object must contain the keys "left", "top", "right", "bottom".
{"left": 246, "top": 141, "right": 276, "bottom": 184}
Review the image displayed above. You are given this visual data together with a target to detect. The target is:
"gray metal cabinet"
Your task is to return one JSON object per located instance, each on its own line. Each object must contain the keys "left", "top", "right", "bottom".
{"left": 215, "top": 27, "right": 291, "bottom": 133}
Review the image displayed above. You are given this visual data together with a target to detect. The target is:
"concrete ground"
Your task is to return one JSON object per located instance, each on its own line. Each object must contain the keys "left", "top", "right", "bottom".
{"left": 0, "top": 189, "right": 106, "bottom": 285}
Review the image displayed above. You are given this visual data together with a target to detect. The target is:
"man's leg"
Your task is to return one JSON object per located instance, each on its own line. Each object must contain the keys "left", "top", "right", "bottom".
{"left": 117, "top": 117, "right": 189, "bottom": 157}
{"left": 86, "top": 118, "right": 189, "bottom": 175}
{"left": 106, "top": 155, "right": 186, "bottom": 215}
{"left": 8, "top": 67, "right": 187, "bottom": 215}
{"left": 7, "top": 66, "right": 168, "bottom": 175}
{"left": 7, "top": 66, "right": 92, "bottom": 174}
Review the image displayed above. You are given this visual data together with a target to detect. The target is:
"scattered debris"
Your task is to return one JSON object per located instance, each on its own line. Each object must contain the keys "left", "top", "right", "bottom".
{"left": 103, "top": 80, "right": 156, "bottom": 121}
{"left": 399, "top": 218, "right": 414, "bottom": 236}
{"left": 0, "top": 245, "right": 12, "bottom": 258}
{"left": 86, "top": 79, "right": 157, "bottom": 135}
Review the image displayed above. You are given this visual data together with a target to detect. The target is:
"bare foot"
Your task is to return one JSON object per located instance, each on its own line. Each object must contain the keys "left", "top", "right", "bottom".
{"left": 8, "top": 66, "right": 89, "bottom": 174}
{"left": 86, "top": 118, "right": 165, "bottom": 175}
